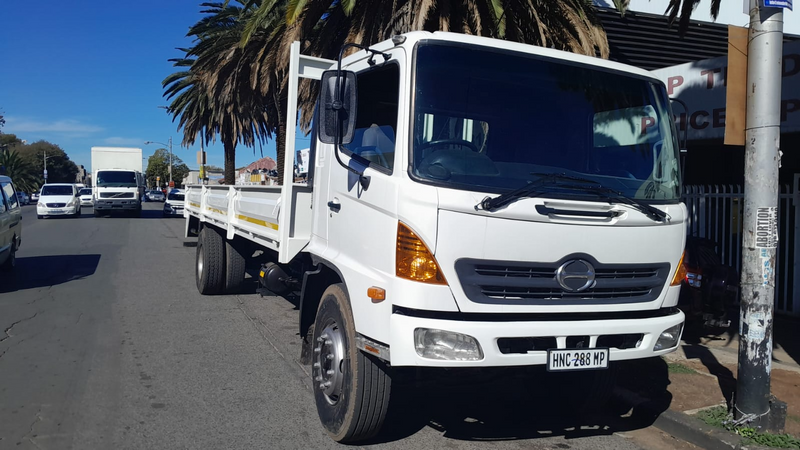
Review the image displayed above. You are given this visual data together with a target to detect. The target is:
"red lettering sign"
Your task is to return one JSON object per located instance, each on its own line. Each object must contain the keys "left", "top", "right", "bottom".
{"left": 668, "top": 76, "right": 684, "bottom": 95}
{"left": 690, "top": 111, "right": 709, "bottom": 130}
{"left": 700, "top": 68, "right": 722, "bottom": 89}
{"left": 782, "top": 99, "right": 800, "bottom": 122}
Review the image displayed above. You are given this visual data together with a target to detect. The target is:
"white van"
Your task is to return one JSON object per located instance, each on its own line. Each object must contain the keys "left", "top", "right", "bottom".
{"left": 0, "top": 175, "right": 22, "bottom": 270}
{"left": 37, "top": 183, "right": 81, "bottom": 218}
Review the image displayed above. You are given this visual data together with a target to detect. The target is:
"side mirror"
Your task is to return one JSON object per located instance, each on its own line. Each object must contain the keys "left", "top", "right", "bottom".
{"left": 318, "top": 70, "right": 357, "bottom": 145}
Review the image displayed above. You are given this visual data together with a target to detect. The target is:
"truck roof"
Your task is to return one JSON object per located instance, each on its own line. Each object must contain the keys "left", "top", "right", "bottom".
{"left": 349, "top": 31, "right": 661, "bottom": 84}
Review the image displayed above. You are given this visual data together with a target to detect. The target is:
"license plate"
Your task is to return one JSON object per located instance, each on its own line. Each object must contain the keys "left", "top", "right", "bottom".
{"left": 50, "top": 209, "right": 65, "bottom": 214}
{"left": 547, "top": 348, "right": 609, "bottom": 371}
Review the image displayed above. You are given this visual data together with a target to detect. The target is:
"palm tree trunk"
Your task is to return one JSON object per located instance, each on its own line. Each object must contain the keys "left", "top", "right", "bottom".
{"left": 274, "top": 89, "right": 288, "bottom": 186}
{"left": 224, "top": 139, "right": 236, "bottom": 185}
{"left": 276, "top": 121, "right": 286, "bottom": 186}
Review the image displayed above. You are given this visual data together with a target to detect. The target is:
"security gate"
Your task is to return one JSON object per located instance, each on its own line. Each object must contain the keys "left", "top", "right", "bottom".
{"left": 682, "top": 178, "right": 798, "bottom": 316}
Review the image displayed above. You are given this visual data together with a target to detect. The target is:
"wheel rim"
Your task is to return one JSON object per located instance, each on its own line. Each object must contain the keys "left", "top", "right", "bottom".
{"left": 314, "top": 320, "right": 346, "bottom": 405}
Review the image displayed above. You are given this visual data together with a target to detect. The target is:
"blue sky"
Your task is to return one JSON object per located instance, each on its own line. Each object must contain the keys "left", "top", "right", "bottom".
{"left": 0, "top": 1, "right": 308, "bottom": 173}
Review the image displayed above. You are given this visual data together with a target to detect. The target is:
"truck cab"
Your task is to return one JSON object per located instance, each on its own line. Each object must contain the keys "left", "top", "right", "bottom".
{"left": 186, "top": 31, "right": 686, "bottom": 443}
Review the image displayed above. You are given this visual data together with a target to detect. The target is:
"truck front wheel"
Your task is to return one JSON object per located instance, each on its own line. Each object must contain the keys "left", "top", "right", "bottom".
{"left": 196, "top": 227, "right": 225, "bottom": 294}
{"left": 312, "top": 284, "right": 391, "bottom": 443}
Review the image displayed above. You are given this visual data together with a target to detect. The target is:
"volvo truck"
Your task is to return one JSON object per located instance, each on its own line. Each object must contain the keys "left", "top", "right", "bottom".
{"left": 91, "top": 147, "right": 145, "bottom": 217}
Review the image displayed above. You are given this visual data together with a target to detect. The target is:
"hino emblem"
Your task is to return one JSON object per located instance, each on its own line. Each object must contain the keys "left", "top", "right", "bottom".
{"left": 556, "top": 260, "right": 596, "bottom": 292}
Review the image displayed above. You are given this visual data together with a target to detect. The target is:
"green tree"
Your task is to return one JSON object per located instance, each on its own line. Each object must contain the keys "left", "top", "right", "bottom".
{"left": 145, "top": 148, "right": 190, "bottom": 188}
{"left": 163, "top": 1, "right": 272, "bottom": 185}
{"left": 0, "top": 149, "right": 38, "bottom": 193}
{"left": 16, "top": 141, "right": 79, "bottom": 186}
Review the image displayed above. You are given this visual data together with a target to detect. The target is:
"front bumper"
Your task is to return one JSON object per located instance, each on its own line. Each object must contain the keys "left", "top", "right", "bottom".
{"left": 37, "top": 205, "right": 79, "bottom": 216}
{"left": 387, "top": 308, "right": 685, "bottom": 367}
{"left": 80, "top": 200, "right": 94, "bottom": 206}
{"left": 94, "top": 199, "right": 140, "bottom": 211}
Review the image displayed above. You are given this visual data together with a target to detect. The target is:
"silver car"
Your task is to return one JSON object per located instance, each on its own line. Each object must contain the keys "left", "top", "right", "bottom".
{"left": 147, "top": 190, "right": 165, "bottom": 202}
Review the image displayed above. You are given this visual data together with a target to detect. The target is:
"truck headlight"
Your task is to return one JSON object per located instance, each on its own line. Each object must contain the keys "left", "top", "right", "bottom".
{"left": 654, "top": 323, "right": 684, "bottom": 351}
{"left": 414, "top": 328, "right": 483, "bottom": 361}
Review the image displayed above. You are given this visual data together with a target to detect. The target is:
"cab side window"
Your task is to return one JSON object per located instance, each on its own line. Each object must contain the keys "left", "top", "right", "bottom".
{"left": 341, "top": 63, "right": 400, "bottom": 171}
{"left": 1, "top": 182, "right": 18, "bottom": 210}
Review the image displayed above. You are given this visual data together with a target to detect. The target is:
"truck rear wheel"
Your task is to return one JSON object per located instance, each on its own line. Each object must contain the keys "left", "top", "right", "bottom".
{"left": 224, "top": 240, "right": 246, "bottom": 293}
{"left": 196, "top": 227, "right": 225, "bottom": 294}
{"left": 312, "top": 284, "right": 391, "bottom": 443}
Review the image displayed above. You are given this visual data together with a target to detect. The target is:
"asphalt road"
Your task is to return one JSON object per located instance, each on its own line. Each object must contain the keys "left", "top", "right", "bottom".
{"left": 0, "top": 202, "right": 680, "bottom": 450}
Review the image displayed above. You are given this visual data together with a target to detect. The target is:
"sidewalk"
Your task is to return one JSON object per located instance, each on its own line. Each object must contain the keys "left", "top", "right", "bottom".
{"left": 615, "top": 314, "right": 800, "bottom": 448}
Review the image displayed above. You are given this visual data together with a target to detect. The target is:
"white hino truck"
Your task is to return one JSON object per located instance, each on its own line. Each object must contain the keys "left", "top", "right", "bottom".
{"left": 185, "top": 32, "right": 687, "bottom": 443}
{"left": 91, "top": 146, "right": 146, "bottom": 217}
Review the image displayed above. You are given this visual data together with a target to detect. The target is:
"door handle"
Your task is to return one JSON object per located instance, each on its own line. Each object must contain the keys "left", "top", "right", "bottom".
{"left": 327, "top": 199, "right": 341, "bottom": 213}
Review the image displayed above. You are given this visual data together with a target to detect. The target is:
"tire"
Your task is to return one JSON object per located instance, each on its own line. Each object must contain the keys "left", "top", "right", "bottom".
{"left": 312, "top": 284, "right": 391, "bottom": 443}
{"left": 37, "top": 215, "right": 43, "bottom": 219}
{"left": 196, "top": 226, "right": 225, "bottom": 294}
{"left": 224, "top": 239, "right": 246, "bottom": 294}
{"left": 94, "top": 210, "right": 102, "bottom": 218}
{"left": 1, "top": 243, "right": 16, "bottom": 271}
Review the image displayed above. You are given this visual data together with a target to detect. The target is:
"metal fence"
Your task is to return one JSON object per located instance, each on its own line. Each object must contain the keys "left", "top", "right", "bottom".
{"left": 682, "top": 182, "right": 798, "bottom": 315}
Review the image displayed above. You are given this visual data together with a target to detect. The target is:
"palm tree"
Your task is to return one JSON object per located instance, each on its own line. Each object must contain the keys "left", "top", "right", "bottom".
{"left": 0, "top": 149, "right": 37, "bottom": 194}
{"left": 164, "top": 1, "right": 272, "bottom": 185}
{"left": 663, "top": 0, "right": 722, "bottom": 34}
{"left": 242, "top": 0, "right": 612, "bottom": 184}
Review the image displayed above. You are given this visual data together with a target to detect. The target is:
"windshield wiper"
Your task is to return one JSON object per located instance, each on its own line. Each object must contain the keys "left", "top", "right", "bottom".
{"left": 584, "top": 186, "right": 669, "bottom": 222}
{"left": 476, "top": 172, "right": 669, "bottom": 222}
{"left": 476, "top": 173, "right": 600, "bottom": 212}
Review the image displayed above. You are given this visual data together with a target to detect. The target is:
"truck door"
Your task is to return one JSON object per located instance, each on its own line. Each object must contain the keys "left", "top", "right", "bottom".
{"left": 323, "top": 49, "right": 405, "bottom": 288}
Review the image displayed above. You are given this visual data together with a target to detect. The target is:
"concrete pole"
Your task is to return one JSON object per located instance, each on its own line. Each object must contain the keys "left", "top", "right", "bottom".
{"left": 735, "top": 0, "right": 784, "bottom": 427}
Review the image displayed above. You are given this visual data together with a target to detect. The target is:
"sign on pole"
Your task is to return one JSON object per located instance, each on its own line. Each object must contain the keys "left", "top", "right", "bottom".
{"left": 763, "top": 0, "right": 793, "bottom": 10}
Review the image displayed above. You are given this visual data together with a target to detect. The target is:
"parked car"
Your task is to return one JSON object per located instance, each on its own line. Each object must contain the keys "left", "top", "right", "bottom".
{"left": 78, "top": 188, "right": 94, "bottom": 207}
{"left": 15, "top": 192, "right": 30, "bottom": 205}
{"left": 163, "top": 190, "right": 185, "bottom": 217}
{"left": 0, "top": 175, "right": 22, "bottom": 271}
{"left": 146, "top": 190, "right": 165, "bottom": 202}
{"left": 37, "top": 183, "right": 81, "bottom": 219}
{"left": 678, "top": 236, "right": 739, "bottom": 329}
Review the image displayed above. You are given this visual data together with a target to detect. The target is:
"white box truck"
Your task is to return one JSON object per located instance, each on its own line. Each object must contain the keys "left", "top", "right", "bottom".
{"left": 185, "top": 32, "right": 687, "bottom": 443}
{"left": 90, "top": 147, "right": 145, "bottom": 217}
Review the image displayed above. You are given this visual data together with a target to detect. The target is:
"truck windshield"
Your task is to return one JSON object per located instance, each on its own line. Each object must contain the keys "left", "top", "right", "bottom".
{"left": 96, "top": 171, "right": 137, "bottom": 187}
{"left": 411, "top": 43, "right": 681, "bottom": 202}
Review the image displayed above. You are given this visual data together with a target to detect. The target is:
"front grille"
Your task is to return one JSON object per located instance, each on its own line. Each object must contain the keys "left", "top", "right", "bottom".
{"left": 99, "top": 192, "right": 134, "bottom": 198}
{"left": 497, "top": 333, "right": 643, "bottom": 354}
{"left": 46, "top": 203, "right": 66, "bottom": 208}
{"left": 456, "top": 256, "right": 669, "bottom": 305}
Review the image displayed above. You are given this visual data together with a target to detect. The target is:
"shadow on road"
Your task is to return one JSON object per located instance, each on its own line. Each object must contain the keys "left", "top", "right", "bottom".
{"left": 0, "top": 254, "right": 101, "bottom": 293}
{"left": 365, "top": 360, "right": 671, "bottom": 444}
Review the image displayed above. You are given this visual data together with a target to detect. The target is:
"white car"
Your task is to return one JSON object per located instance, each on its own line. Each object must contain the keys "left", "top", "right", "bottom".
{"left": 163, "top": 190, "right": 185, "bottom": 217}
{"left": 78, "top": 188, "right": 94, "bottom": 207}
{"left": 37, "top": 184, "right": 81, "bottom": 219}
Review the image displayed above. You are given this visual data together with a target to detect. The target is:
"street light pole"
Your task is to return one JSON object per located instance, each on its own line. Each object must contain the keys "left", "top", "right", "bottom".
{"left": 144, "top": 139, "right": 173, "bottom": 187}
{"left": 168, "top": 136, "right": 173, "bottom": 184}
{"left": 735, "top": 0, "right": 784, "bottom": 430}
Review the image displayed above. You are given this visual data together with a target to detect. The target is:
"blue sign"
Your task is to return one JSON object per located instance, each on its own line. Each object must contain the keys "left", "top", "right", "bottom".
{"left": 763, "top": 0, "right": 793, "bottom": 10}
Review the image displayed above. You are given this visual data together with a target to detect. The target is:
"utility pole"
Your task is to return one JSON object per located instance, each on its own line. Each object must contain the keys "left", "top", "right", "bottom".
{"left": 168, "top": 136, "right": 173, "bottom": 185}
{"left": 736, "top": 0, "right": 784, "bottom": 429}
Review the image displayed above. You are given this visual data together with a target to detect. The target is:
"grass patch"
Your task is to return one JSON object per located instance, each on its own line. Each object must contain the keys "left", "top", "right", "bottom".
{"left": 697, "top": 406, "right": 800, "bottom": 449}
{"left": 788, "top": 414, "right": 800, "bottom": 424}
{"left": 667, "top": 362, "right": 697, "bottom": 374}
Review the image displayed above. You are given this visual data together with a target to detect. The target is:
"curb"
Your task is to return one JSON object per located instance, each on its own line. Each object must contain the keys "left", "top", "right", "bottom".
{"left": 613, "top": 387, "right": 775, "bottom": 450}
